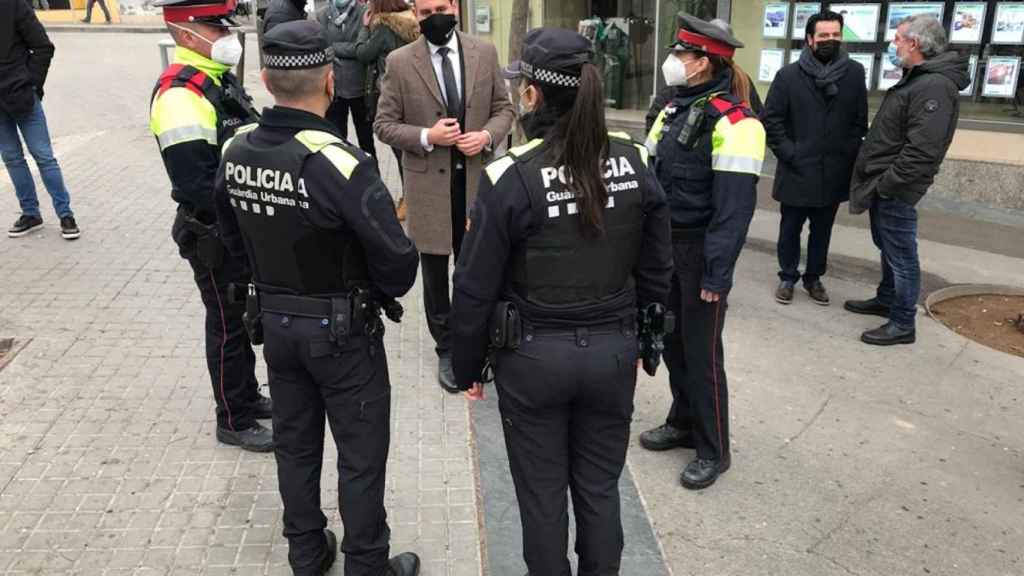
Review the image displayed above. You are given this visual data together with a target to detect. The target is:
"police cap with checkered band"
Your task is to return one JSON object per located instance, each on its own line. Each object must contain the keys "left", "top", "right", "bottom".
{"left": 501, "top": 27, "right": 594, "bottom": 89}
{"left": 668, "top": 13, "right": 744, "bottom": 58}
{"left": 261, "top": 20, "right": 334, "bottom": 70}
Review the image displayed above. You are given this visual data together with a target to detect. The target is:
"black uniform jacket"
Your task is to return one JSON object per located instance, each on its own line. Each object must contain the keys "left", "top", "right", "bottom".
{"left": 451, "top": 131, "right": 673, "bottom": 390}
{"left": 849, "top": 51, "right": 969, "bottom": 214}
{"left": 215, "top": 106, "right": 419, "bottom": 299}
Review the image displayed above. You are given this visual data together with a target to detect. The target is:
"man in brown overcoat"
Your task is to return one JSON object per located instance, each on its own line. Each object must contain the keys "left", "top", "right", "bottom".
{"left": 374, "top": 0, "right": 514, "bottom": 392}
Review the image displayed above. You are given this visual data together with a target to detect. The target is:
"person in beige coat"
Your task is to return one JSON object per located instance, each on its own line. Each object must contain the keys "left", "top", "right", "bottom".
{"left": 374, "top": 0, "right": 514, "bottom": 392}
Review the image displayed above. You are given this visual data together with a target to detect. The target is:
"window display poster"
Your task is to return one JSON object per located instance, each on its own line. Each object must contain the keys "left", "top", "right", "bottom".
{"left": 849, "top": 53, "right": 875, "bottom": 90}
{"left": 878, "top": 54, "right": 904, "bottom": 89}
{"left": 764, "top": 3, "right": 791, "bottom": 38}
{"left": 886, "top": 3, "right": 945, "bottom": 40}
{"left": 961, "top": 54, "right": 979, "bottom": 95}
{"left": 760, "top": 49, "right": 786, "bottom": 82}
{"left": 982, "top": 55, "right": 1021, "bottom": 97}
{"left": 792, "top": 3, "right": 823, "bottom": 39}
{"left": 950, "top": 3, "right": 987, "bottom": 43}
{"left": 992, "top": 3, "right": 1024, "bottom": 44}
{"left": 830, "top": 4, "right": 881, "bottom": 42}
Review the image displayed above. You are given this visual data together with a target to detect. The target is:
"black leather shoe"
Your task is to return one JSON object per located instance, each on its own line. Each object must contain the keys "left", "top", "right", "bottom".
{"left": 639, "top": 424, "right": 694, "bottom": 451}
{"left": 438, "top": 355, "right": 459, "bottom": 394}
{"left": 387, "top": 551, "right": 421, "bottom": 575}
{"left": 680, "top": 455, "right": 731, "bottom": 490}
{"left": 216, "top": 423, "right": 274, "bottom": 452}
{"left": 319, "top": 529, "right": 338, "bottom": 575}
{"left": 805, "top": 281, "right": 830, "bottom": 306}
{"left": 254, "top": 393, "right": 273, "bottom": 419}
{"left": 844, "top": 297, "right": 891, "bottom": 318}
{"left": 861, "top": 322, "right": 916, "bottom": 346}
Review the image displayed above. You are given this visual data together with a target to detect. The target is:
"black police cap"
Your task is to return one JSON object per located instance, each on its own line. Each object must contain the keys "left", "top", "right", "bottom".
{"left": 668, "top": 13, "right": 744, "bottom": 58}
{"left": 262, "top": 20, "right": 334, "bottom": 70}
{"left": 502, "top": 27, "right": 594, "bottom": 88}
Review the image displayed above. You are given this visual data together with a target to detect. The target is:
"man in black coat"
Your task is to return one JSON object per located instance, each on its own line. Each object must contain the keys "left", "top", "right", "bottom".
{"left": 0, "top": 0, "right": 81, "bottom": 240}
{"left": 763, "top": 10, "right": 867, "bottom": 306}
{"left": 845, "top": 15, "right": 968, "bottom": 346}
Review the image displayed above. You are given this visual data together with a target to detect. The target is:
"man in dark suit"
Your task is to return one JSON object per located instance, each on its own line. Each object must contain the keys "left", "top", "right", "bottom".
{"left": 762, "top": 10, "right": 867, "bottom": 306}
{"left": 375, "top": 0, "right": 514, "bottom": 392}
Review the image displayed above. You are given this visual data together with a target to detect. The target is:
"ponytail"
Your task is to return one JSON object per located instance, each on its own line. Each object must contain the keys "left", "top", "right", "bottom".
{"left": 535, "top": 63, "right": 609, "bottom": 237}
{"left": 708, "top": 55, "right": 753, "bottom": 107}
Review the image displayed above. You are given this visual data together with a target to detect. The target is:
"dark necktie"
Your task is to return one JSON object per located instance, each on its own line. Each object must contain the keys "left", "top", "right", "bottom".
{"left": 437, "top": 46, "right": 462, "bottom": 120}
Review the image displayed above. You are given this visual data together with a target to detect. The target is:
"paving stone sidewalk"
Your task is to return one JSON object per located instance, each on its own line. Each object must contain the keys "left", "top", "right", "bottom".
{"left": 0, "top": 34, "right": 482, "bottom": 575}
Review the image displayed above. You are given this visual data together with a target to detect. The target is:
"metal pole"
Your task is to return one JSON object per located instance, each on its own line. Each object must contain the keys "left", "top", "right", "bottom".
{"left": 237, "top": 30, "right": 246, "bottom": 88}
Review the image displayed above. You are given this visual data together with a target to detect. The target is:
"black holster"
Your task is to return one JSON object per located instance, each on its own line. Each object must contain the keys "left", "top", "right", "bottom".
{"left": 243, "top": 283, "right": 264, "bottom": 345}
{"left": 176, "top": 209, "right": 224, "bottom": 269}
{"left": 638, "top": 303, "right": 675, "bottom": 376}
{"left": 489, "top": 301, "right": 521, "bottom": 351}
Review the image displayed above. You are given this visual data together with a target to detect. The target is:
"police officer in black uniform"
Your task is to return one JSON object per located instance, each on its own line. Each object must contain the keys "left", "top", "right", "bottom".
{"left": 451, "top": 28, "right": 673, "bottom": 576}
{"left": 638, "top": 14, "right": 766, "bottom": 490}
{"left": 214, "top": 21, "right": 421, "bottom": 576}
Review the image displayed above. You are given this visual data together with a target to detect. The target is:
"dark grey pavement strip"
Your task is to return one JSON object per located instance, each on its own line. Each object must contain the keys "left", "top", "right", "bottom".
{"left": 471, "top": 393, "right": 670, "bottom": 576}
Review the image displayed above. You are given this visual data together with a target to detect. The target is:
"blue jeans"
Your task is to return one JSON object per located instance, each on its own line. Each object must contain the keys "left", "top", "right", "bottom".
{"left": 0, "top": 97, "right": 73, "bottom": 219}
{"left": 869, "top": 196, "right": 919, "bottom": 329}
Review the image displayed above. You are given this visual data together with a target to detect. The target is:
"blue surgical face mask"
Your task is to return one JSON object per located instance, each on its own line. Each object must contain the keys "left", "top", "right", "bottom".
{"left": 334, "top": 0, "right": 353, "bottom": 11}
{"left": 887, "top": 43, "right": 904, "bottom": 68}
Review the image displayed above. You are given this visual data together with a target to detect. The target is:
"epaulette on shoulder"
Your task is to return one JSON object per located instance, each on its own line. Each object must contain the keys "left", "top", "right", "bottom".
{"left": 485, "top": 138, "right": 544, "bottom": 184}
{"left": 708, "top": 95, "right": 756, "bottom": 125}
{"left": 607, "top": 130, "right": 649, "bottom": 167}
{"left": 221, "top": 123, "right": 258, "bottom": 155}
{"left": 295, "top": 130, "right": 360, "bottom": 179}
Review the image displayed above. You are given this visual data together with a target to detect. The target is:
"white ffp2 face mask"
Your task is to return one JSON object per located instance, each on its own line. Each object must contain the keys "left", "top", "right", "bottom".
{"left": 210, "top": 35, "right": 243, "bottom": 67}
{"left": 662, "top": 54, "right": 694, "bottom": 87}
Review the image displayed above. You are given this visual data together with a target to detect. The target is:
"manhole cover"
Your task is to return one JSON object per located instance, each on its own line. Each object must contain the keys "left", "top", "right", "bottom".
{"left": 927, "top": 285, "right": 1024, "bottom": 358}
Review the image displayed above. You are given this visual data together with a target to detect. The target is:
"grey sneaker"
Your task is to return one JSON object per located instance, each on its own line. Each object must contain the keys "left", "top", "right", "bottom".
{"left": 8, "top": 215, "right": 43, "bottom": 238}
{"left": 60, "top": 216, "right": 81, "bottom": 240}
{"left": 775, "top": 280, "right": 795, "bottom": 304}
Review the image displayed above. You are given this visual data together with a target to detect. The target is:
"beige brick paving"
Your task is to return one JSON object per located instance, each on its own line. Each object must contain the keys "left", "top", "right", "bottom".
{"left": 0, "top": 32, "right": 481, "bottom": 576}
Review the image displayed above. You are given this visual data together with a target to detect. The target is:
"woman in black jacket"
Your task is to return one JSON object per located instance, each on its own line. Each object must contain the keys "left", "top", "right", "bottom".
{"left": 336, "top": 0, "right": 419, "bottom": 208}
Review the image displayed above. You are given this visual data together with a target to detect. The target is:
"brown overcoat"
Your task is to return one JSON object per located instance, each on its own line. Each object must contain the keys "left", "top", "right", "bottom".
{"left": 374, "top": 31, "right": 514, "bottom": 255}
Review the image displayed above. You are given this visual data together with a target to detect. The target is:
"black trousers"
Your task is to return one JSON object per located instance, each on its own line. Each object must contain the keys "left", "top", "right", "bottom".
{"left": 777, "top": 203, "right": 840, "bottom": 285}
{"left": 496, "top": 325, "right": 639, "bottom": 576}
{"left": 263, "top": 314, "right": 391, "bottom": 576}
{"left": 176, "top": 238, "right": 261, "bottom": 431}
{"left": 663, "top": 238, "right": 730, "bottom": 461}
{"left": 420, "top": 161, "right": 466, "bottom": 356}
{"left": 326, "top": 97, "right": 377, "bottom": 160}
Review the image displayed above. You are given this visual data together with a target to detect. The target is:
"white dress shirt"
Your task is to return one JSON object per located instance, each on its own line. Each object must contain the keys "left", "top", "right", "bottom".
{"left": 420, "top": 33, "right": 462, "bottom": 151}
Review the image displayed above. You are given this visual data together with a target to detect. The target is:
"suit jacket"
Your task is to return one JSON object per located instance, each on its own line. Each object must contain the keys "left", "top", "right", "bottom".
{"left": 374, "top": 32, "right": 514, "bottom": 255}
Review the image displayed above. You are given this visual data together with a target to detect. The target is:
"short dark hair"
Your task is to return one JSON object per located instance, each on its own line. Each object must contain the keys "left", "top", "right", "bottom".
{"left": 805, "top": 10, "right": 844, "bottom": 40}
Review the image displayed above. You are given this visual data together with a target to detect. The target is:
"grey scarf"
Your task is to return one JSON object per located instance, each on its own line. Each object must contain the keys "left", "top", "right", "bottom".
{"left": 798, "top": 47, "right": 850, "bottom": 98}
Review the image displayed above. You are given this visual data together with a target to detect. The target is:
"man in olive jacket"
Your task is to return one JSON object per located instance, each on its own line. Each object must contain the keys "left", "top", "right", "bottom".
{"left": 763, "top": 10, "right": 867, "bottom": 306}
{"left": 845, "top": 15, "right": 968, "bottom": 346}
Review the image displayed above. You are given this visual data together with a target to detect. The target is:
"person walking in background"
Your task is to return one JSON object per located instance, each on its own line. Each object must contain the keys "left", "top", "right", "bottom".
{"left": 0, "top": 0, "right": 81, "bottom": 239}
{"left": 374, "top": 0, "right": 514, "bottom": 393}
{"left": 80, "top": 0, "right": 112, "bottom": 24}
{"left": 317, "top": 0, "right": 376, "bottom": 159}
{"left": 335, "top": 0, "right": 419, "bottom": 219}
{"left": 845, "top": 15, "right": 968, "bottom": 346}
{"left": 763, "top": 10, "right": 867, "bottom": 306}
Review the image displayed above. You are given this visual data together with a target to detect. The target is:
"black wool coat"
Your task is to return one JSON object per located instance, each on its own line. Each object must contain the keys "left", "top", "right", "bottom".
{"left": 762, "top": 57, "right": 868, "bottom": 207}
{"left": 0, "top": 0, "right": 54, "bottom": 118}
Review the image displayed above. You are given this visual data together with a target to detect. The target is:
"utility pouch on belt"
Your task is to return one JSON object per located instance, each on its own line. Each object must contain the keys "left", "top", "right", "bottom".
{"left": 329, "top": 296, "right": 352, "bottom": 342}
{"left": 489, "top": 302, "right": 521, "bottom": 350}
{"left": 242, "top": 284, "right": 263, "bottom": 345}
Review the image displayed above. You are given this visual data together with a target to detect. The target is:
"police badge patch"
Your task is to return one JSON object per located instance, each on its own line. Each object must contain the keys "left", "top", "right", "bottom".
{"left": 924, "top": 99, "right": 940, "bottom": 113}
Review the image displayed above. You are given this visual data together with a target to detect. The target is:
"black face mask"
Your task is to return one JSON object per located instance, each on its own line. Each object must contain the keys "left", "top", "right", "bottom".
{"left": 420, "top": 13, "right": 457, "bottom": 46}
{"left": 814, "top": 40, "right": 841, "bottom": 62}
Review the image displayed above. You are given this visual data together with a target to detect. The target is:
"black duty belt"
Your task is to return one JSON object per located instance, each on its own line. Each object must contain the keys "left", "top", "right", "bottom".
{"left": 522, "top": 317, "right": 636, "bottom": 340}
{"left": 260, "top": 293, "right": 332, "bottom": 318}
